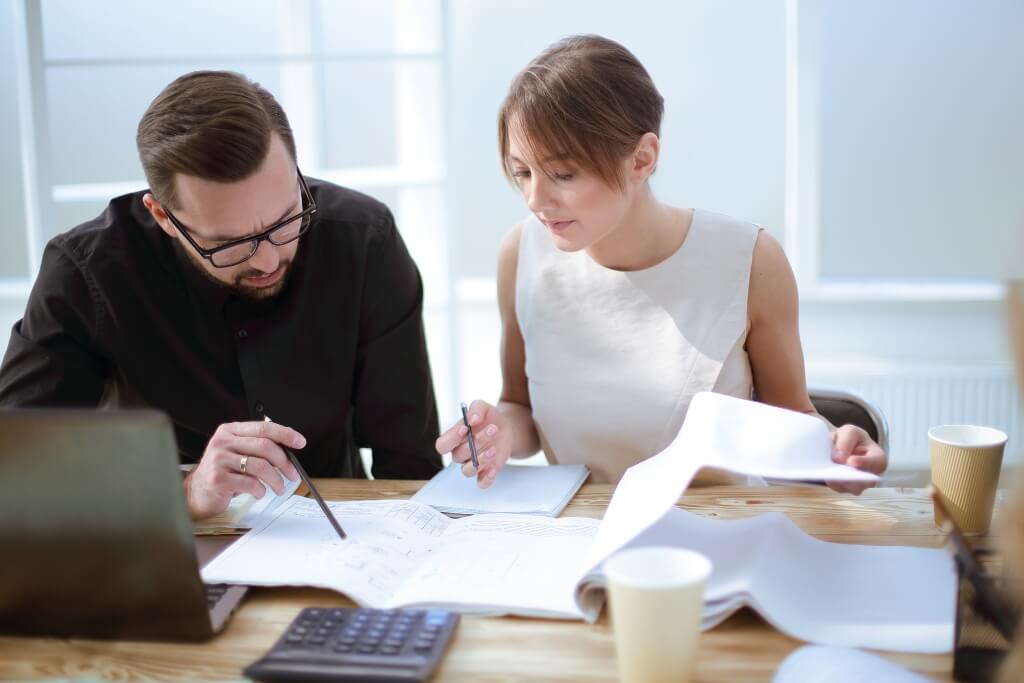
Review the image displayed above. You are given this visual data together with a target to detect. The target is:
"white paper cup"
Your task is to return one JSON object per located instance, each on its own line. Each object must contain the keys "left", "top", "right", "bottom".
{"left": 604, "top": 546, "right": 712, "bottom": 683}
{"left": 929, "top": 425, "right": 1007, "bottom": 535}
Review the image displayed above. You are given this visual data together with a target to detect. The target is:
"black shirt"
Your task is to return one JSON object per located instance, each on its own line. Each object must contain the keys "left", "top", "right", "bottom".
{"left": 0, "top": 179, "right": 442, "bottom": 479}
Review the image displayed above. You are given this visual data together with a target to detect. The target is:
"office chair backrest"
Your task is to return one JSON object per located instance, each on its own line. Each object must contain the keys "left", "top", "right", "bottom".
{"left": 808, "top": 387, "right": 890, "bottom": 455}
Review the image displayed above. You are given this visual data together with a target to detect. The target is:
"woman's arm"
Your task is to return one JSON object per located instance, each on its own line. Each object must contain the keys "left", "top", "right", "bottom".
{"left": 495, "top": 223, "right": 542, "bottom": 459}
{"left": 745, "top": 231, "right": 887, "bottom": 487}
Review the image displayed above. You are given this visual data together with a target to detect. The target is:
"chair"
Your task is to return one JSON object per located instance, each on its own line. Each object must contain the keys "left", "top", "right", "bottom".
{"left": 808, "top": 387, "right": 890, "bottom": 455}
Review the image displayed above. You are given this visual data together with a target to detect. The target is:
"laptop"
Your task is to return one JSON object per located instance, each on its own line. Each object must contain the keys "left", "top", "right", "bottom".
{"left": 0, "top": 410, "right": 247, "bottom": 641}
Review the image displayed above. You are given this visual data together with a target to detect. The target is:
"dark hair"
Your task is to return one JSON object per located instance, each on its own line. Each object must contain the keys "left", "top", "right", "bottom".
{"left": 136, "top": 70, "right": 296, "bottom": 209}
{"left": 497, "top": 34, "right": 664, "bottom": 189}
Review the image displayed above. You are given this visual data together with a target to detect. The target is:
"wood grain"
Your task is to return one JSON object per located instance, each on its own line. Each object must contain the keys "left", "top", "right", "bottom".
{"left": 0, "top": 481, "right": 972, "bottom": 682}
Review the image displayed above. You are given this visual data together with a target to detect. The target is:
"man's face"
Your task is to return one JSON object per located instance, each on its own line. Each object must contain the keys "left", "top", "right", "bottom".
{"left": 150, "top": 134, "right": 303, "bottom": 300}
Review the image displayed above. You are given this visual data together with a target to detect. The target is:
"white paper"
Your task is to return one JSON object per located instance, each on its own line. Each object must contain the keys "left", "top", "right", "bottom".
{"left": 773, "top": 646, "right": 932, "bottom": 682}
{"left": 202, "top": 393, "right": 951, "bottom": 653}
{"left": 410, "top": 462, "right": 590, "bottom": 516}
{"left": 577, "top": 506, "right": 955, "bottom": 653}
{"left": 202, "top": 497, "right": 599, "bottom": 617}
{"left": 238, "top": 472, "right": 302, "bottom": 527}
{"left": 586, "top": 392, "right": 880, "bottom": 568}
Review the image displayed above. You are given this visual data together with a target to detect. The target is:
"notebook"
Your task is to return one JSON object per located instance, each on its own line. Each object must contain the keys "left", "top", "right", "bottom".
{"left": 410, "top": 462, "right": 590, "bottom": 516}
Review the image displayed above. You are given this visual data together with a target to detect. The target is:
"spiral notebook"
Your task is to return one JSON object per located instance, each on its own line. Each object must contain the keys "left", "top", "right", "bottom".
{"left": 411, "top": 462, "right": 590, "bottom": 517}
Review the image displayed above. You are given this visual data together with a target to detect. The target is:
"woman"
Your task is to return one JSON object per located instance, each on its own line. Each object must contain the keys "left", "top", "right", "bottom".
{"left": 436, "top": 35, "right": 886, "bottom": 491}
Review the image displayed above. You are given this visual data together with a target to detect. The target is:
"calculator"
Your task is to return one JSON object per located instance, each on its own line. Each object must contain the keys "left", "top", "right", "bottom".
{"left": 244, "top": 606, "right": 460, "bottom": 682}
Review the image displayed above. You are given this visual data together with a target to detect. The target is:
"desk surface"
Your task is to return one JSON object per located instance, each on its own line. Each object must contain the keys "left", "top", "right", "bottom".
{"left": 0, "top": 482, "right": 970, "bottom": 682}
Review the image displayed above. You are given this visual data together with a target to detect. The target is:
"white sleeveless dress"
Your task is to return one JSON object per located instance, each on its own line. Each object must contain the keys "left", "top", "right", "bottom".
{"left": 515, "top": 209, "right": 761, "bottom": 483}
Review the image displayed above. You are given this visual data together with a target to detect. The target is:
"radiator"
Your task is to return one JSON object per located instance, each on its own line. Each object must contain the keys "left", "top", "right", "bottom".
{"left": 807, "top": 366, "right": 1022, "bottom": 469}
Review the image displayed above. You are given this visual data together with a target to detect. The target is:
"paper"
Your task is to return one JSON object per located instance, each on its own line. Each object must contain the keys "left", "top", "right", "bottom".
{"left": 202, "top": 393, "right": 951, "bottom": 653}
{"left": 586, "top": 392, "right": 880, "bottom": 568}
{"left": 575, "top": 506, "right": 956, "bottom": 653}
{"left": 410, "top": 462, "right": 590, "bottom": 516}
{"left": 773, "top": 646, "right": 932, "bottom": 682}
{"left": 202, "top": 497, "right": 599, "bottom": 617}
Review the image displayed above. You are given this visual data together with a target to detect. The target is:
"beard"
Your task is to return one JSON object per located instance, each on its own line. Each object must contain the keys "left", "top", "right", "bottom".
{"left": 233, "top": 260, "right": 292, "bottom": 300}
{"left": 194, "top": 259, "right": 293, "bottom": 301}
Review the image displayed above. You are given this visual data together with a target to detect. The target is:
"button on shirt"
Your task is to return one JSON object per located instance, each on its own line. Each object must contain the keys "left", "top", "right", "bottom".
{"left": 0, "top": 179, "right": 442, "bottom": 479}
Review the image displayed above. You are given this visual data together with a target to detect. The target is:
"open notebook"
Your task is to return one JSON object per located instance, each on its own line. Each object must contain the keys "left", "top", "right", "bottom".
{"left": 410, "top": 462, "right": 589, "bottom": 516}
{"left": 202, "top": 393, "right": 954, "bottom": 653}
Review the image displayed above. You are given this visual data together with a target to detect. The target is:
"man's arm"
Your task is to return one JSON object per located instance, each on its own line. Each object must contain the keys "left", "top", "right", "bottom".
{"left": 350, "top": 210, "right": 442, "bottom": 479}
{"left": 0, "top": 242, "right": 109, "bottom": 407}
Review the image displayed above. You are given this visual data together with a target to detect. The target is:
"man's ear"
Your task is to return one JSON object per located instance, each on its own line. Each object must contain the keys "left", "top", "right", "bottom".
{"left": 142, "top": 193, "right": 176, "bottom": 239}
{"left": 631, "top": 132, "right": 660, "bottom": 182}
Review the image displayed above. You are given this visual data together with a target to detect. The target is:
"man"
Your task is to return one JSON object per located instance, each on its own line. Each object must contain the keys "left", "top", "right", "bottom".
{"left": 0, "top": 71, "right": 442, "bottom": 518}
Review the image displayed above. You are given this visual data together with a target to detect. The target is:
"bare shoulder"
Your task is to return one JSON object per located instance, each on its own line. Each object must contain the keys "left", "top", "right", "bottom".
{"left": 497, "top": 222, "right": 524, "bottom": 315}
{"left": 748, "top": 229, "right": 798, "bottom": 324}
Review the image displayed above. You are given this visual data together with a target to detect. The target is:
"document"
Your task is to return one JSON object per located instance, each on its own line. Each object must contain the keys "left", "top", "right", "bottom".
{"left": 203, "top": 498, "right": 599, "bottom": 618}
{"left": 410, "top": 462, "right": 590, "bottom": 516}
{"left": 202, "top": 393, "right": 953, "bottom": 653}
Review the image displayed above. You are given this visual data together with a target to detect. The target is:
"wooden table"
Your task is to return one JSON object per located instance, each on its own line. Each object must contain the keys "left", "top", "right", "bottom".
{"left": 0, "top": 482, "right": 972, "bottom": 682}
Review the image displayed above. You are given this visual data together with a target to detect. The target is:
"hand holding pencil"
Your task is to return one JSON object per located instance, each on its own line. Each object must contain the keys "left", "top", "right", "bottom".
{"left": 435, "top": 400, "right": 514, "bottom": 489}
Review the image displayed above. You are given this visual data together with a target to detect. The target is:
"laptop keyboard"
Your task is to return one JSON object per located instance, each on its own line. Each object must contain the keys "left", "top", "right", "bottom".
{"left": 205, "top": 583, "right": 230, "bottom": 610}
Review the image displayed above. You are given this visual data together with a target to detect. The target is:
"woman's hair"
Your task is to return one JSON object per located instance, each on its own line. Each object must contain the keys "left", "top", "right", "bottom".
{"left": 497, "top": 34, "right": 664, "bottom": 189}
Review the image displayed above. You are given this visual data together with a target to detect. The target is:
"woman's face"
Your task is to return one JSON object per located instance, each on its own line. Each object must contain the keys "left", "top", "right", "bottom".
{"left": 507, "top": 134, "right": 634, "bottom": 253}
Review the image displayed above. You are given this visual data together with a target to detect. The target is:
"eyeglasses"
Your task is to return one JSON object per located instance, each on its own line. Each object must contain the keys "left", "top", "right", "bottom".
{"left": 164, "top": 169, "right": 317, "bottom": 268}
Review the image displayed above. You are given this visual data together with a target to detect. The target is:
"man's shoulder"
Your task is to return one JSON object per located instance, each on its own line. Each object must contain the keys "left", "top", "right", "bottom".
{"left": 50, "top": 191, "right": 162, "bottom": 267}
{"left": 305, "top": 179, "right": 399, "bottom": 239}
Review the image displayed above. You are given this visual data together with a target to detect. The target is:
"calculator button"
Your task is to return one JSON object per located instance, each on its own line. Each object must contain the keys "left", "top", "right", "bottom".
{"left": 357, "top": 644, "right": 378, "bottom": 654}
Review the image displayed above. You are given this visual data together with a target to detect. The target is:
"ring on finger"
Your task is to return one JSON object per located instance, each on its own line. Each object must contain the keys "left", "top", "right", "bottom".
{"left": 239, "top": 455, "right": 248, "bottom": 475}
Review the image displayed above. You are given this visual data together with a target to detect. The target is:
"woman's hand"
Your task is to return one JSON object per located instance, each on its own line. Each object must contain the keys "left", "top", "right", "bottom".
{"left": 827, "top": 424, "right": 888, "bottom": 494}
{"left": 435, "top": 400, "right": 515, "bottom": 488}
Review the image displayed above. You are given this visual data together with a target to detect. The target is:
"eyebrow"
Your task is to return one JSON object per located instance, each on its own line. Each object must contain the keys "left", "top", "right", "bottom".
{"left": 508, "top": 154, "right": 572, "bottom": 165}
{"left": 202, "top": 200, "right": 300, "bottom": 244}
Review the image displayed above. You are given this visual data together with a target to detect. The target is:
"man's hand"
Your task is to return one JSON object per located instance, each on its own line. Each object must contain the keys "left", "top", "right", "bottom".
{"left": 827, "top": 424, "right": 888, "bottom": 495}
{"left": 184, "top": 421, "right": 304, "bottom": 519}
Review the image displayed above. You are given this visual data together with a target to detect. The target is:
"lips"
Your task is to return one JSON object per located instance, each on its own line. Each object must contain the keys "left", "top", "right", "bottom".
{"left": 542, "top": 218, "right": 575, "bottom": 232}
{"left": 243, "top": 266, "right": 285, "bottom": 287}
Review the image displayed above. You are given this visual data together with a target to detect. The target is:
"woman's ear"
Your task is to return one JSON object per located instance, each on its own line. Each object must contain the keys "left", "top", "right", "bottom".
{"left": 142, "top": 193, "right": 176, "bottom": 239}
{"left": 631, "top": 132, "right": 661, "bottom": 181}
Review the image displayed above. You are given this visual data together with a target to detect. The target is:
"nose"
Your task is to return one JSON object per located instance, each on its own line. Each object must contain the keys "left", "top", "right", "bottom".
{"left": 525, "top": 175, "right": 555, "bottom": 214}
{"left": 248, "top": 238, "right": 281, "bottom": 273}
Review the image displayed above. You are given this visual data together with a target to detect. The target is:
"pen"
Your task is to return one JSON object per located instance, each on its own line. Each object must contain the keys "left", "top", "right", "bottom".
{"left": 460, "top": 402, "right": 479, "bottom": 469}
{"left": 264, "top": 416, "right": 347, "bottom": 540}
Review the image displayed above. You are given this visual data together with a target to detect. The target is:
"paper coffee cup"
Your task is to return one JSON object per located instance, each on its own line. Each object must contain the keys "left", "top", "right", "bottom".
{"left": 929, "top": 425, "right": 1007, "bottom": 535}
{"left": 604, "top": 546, "right": 712, "bottom": 683}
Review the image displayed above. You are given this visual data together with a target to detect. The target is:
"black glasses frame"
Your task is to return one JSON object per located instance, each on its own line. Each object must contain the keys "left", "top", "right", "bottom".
{"left": 163, "top": 169, "right": 317, "bottom": 268}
